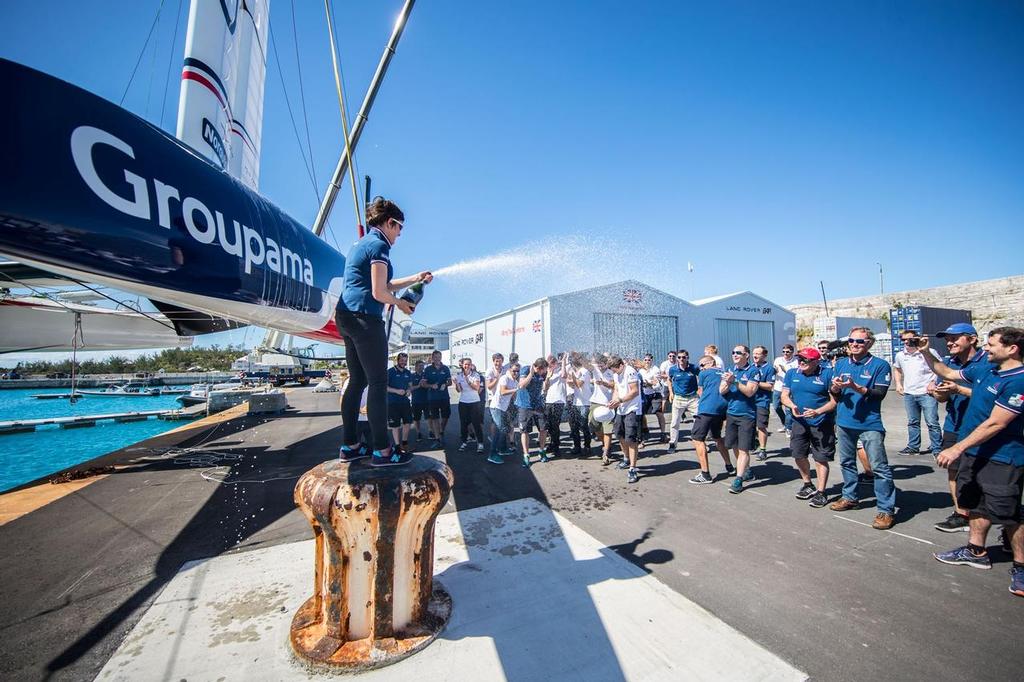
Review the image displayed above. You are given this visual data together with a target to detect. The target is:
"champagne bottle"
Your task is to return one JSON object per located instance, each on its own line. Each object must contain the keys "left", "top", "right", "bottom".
{"left": 400, "top": 280, "right": 427, "bottom": 307}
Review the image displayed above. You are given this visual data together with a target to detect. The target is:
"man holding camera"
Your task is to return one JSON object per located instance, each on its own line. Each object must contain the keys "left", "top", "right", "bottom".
{"left": 918, "top": 327, "right": 1024, "bottom": 597}
{"left": 894, "top": 330, "right": 943, "bottom": 456}
{"left": 828, "top": 327, "right": 897, "bottom": 530}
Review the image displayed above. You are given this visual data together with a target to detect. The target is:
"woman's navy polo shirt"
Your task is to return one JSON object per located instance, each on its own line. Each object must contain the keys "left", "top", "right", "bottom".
{"left": 337, "top": 228, "right": 393, "bottom": 318}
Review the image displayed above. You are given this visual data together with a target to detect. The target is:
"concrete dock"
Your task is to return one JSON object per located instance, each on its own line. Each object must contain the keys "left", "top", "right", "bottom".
{"left": 0, "top": 388, "right": 1021, "bottom": 680}
{"left": 0, "top": 404, "right": 206, "bottom": 434}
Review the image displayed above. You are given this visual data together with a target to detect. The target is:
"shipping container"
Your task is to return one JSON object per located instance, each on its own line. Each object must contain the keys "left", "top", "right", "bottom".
{"left": 812, "top": 316, "right": 887, "bottom": 342}
{"left": 889, "top": 306, "right": 972, "bottom": 360}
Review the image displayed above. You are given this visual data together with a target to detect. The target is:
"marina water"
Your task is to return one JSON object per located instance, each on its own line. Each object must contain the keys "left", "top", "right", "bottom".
{"left": 0, "top": 389, "right": 186, "bottom": 492}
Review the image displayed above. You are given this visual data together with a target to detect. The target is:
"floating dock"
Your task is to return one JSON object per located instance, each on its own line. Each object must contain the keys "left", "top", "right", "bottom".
{"left": 0, "top": 403, "right": 208, "bottom": 434}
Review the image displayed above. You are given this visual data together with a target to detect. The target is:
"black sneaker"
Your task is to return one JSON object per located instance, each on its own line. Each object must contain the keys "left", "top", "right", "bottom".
{"left": 755, "top": 448, "right": 768, "bottom": 462}
{"left": 795, "top": 482, "right": 816, "bottom": 500}
{"left": 627, "top": 468, "right": 639, "bottom": 484}
{"left": 667, "top": 442, "right": 677, "bottom": 453}
{"left": 1000, "top": 527, "right": 1011, "bottom": 553}
{"left": 934, "top": 513, "right": 970, "bottom": 533}
{"left": 725, "top": 464, "right": 736, "bottom": 476}
{"left": 339, "top": 443, "right": 369, "bottom": 462}
{"left": 370, "top": 447, "right": 413, "bottom": 467}
{"left": 689, "top": 471, "right": 714, "bottom": 485}
{"left": 898, "top": 447, "right": 920, "bottom": 456}
{"left": 808, "top": 491, "right": 828, "bottom": 508}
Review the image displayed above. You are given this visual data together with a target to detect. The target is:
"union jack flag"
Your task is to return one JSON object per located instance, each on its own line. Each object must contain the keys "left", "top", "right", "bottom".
{"left": 532, "top": 319, "right": 542, "bottom": 332}
{"left": 623, "top": 288, "right": 642, "bottom": 303}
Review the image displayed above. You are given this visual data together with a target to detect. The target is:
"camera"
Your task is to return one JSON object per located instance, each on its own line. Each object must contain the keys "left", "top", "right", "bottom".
{"left": 904, "top": 337, "right": 921, "bottom": 348}
{"left": 823, "top": 339, "right": 850, "bottom": 360}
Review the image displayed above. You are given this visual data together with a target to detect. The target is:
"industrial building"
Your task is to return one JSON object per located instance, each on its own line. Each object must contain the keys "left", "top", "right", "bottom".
{"left": 445, "top": 280, "right": 796, "bottom": 368}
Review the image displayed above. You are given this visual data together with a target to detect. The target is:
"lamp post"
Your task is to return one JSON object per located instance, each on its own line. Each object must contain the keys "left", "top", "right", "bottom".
{"left": 876, "top": 262, "right": 884, "bottom": 296}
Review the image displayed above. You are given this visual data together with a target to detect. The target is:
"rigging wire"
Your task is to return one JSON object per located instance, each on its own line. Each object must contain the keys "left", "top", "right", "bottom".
{"left": 159, "top": 0, "right": 186, "bottom": 130}
{"left": 267, "top": 22, "right": 342, "bottom": 252}
{"left": 0, "top": 271, "right": 78, "bottom": 312}
{"left": 69, "top": 312, "right": 84, "bottom": 404}
{"left": 144, "top": 3, "right": 163, "bottom": 119}
{"left": 323, "top": 0, "right": 364, "bottom": 232}
{"left": 72, "top": 281, "right": 178, "bottom": 332}
{"left": 121, "top": 0, "right": 168, "bottom": 106}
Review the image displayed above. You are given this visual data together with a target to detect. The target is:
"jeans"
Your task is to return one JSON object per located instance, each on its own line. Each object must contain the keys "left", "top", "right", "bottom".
{"left": 771, "top": 390, "right": 792, "bottom": 430}
{"left": 567, "top": 403, "right": 591, "bottom": 450}
{"left": 837, "top": 426, "right": 896, "bottom": 514}
{"left": 336, "top": 311, "right": 389, "bottom": 450}
{"left": 545, "top": 402, "right": 565, "bottom": 451}
{"left": 904, "top": 393, "right": 941, "bottom": 453}
{"left": 490, "top": 407, "right": 508, "bottom": 453}
{"left": 459, "top": 401, "right": 484, "bottom": 444}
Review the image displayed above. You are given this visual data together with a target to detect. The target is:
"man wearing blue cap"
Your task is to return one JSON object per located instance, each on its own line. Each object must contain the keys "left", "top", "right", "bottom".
{"left": 919, "top": 327, "right": 1024, "bottom": 599}
{"left": 929, "top": 323, "right": 990, "bottom": 532}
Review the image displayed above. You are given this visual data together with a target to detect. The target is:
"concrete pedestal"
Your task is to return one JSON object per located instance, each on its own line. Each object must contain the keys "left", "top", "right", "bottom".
{"left": 290, "top": 456, "right": 454, "bottom": 672}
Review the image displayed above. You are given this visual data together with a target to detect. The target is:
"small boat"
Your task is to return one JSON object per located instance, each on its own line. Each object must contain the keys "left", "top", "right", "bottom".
{"left": 176, "top": 379, "right": 244, "bottom": 406}
{"left": 77, "top": 382, "right": 161, "bottom": 397}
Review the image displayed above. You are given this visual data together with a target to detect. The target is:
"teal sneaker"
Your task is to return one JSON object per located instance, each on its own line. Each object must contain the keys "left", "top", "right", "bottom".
{"left": 742, "top": 468, "right": 755, "bottom": 482}
{"left": 521, "top": 452, "right": 531, "bottom": 468}
{"left": 487, "top": 453, "right": 504, "bottom": 465}
{"left": 729, "top": 477, "right": 744, "bottom": 494}
{"left": 370, "top": 447, "right": 413, "bottom": 467}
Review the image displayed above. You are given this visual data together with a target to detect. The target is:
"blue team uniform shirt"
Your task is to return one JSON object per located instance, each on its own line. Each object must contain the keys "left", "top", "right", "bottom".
{"left": 515, "top": 366, "right": 546, "bottom": 410}
{"left": 941, "top": 349, "right": 990, "bottom": 434}
{"left": 337, "top": 228, "right": 393, "bottom": 318}
{"left": 832, "top": 354, "right": 891, "bottom": 431}
{"left": 957, "top": 363, "right": 1024, "bottom": 466}
{"left": 669, "top": 364, "right": 699, "bottom": 396}
{"left": 783, "top": 366, "right": 834, "bottom": 426}
{"left": 724, "top": 363, "right": 760, "bottom": 419}
{"left": 697, "top": 368, "right": 728, "bottom": 416}
{"left": 409, "top": 371, "right": 428, "bottom": 405}
{"left": 753, "top": 360, "right": 775, "bottom": 409}
{"left": 386, "top": 366, "right": 413, "bottom": 404}
{"left": 423, "top": 364, "right": 452, "bottom": 402}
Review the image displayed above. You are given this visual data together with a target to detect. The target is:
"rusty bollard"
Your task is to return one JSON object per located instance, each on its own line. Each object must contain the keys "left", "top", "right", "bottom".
{"left": 290, "top": 456, "right": 454, "bottom": 671}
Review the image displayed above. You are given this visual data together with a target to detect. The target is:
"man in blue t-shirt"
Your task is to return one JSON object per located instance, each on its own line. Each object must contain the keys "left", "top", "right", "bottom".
{"left": 751, "top": 346, "right": 777, "bottom": 461}
{"left": 422, "top": 350, "right": 452, "bottom": 448}
{"left": 516, "top": 358, "right": 549, "bottom": 467}
{"left": 720, "top": 345, "right": 761, "bottom": 494}
{"left": 828, "top": 327, "right": 896, "bottom": 528}
{"left": 386, "top": 353, "right": 414, "bottom": 451}
{"left": 688, "top": 355, "right": 734, "bottom": 484}
{"left": 782, "top": 348, "right": 837, "bottom": 508}
{"left": 667, "top": 349, "right": 699, "bottom": 452}
{"left": 927, "top": 323, "right": 991, "bottom": 532}
{"left": 920, "top": 327, "right": 1024, "bottom": 594}
{"left": 409, "top": 360, "right": 429, "bottom": 441}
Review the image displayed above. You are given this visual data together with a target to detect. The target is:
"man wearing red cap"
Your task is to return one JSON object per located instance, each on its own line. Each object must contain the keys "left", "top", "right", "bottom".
{"left": 782, "top": 348, "right": 838, "bottom": 508}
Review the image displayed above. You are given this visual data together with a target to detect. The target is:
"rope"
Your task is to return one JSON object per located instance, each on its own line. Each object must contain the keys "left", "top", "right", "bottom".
{"left": 69, "top": 312, "right": 83, "bottom": 404}
{"left": 323, "top": 0, "right": 363, "bottom": 231}
{"left": 159, "top": 0, "right": 185, "bottom": 130}
{"left": 121, "top": 0, "right": 168, "bottom": 106}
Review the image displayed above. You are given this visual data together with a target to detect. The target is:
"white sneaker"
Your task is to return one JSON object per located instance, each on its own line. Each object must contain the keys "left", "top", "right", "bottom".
{"left": 477, "top": 443, "right": 485, "bottom": 453}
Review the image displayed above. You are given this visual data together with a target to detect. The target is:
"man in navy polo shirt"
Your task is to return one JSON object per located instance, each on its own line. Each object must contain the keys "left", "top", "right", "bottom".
{"left": 688, "top": 355, "right": 733, "bottom": 484}
{"left": 409, "top": 360, "right": 429, "bottom": 441}
{"left": 828, "top": 327, "right": 897, "bottom": 529}
{"left": 423, "top": 350, "right": 452, "bottom": 449}
{"left": 720, "top": 345, "right": 761, "bottom": 494}
{"left": 928, "top": 323, "right": 991, "bottom": 533}
{"left": 752, "top": 346, "right": 777, "bottom": 461}
{"left": 386, "top": 353, "right": 414, "bottom": 452}
{"left": 782, "top": 348, "right": 837, "bottom": 508}
{"left": 516, "top": 358, "right": 549, "bottom": 467}
{"left": 921, "top": 327, "right": 1024, "bottom": 597}
{"left": 667, "top": 349, "right": 699, "bottom": 452}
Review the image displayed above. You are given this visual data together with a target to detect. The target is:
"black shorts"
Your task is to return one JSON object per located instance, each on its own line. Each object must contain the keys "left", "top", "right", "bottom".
{"left": 790, "top": 418, "right": 836, "bottom": 463}
{"left": 411, "top": 402, "right": 427, "bottom": 421}
{"left": 756, "top": 406, "right": 770, "bottom": 431}
{"left": 426, "top": 399, "right": 451, "bottom": 420}
{"left": 517, "top": 408, "right": 546, "bottom": 433}
{"left": 691, "top": 414, "right": 724, "bottom": 441}
{"left": 942, "top": 430, "right": 961, "bottom": 473}
{"left": 724, "top": 414, "right": 756, "bottom": 452}
{"left": 642, "top": 393, "right": 663, "bottom": 415}
{"left": 956, "top": 455, "right": 1024, "bottom": 525}
{"left": 615, "top": 412, "right": 640, "bottom": 442}
{"left": 387, "top": 400, "right": 413, "bottom": 427}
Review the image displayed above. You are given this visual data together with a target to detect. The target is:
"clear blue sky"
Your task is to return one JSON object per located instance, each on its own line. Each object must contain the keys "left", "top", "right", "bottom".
{"left": 2, "top": 0, "right": 1022, "bottom": 356}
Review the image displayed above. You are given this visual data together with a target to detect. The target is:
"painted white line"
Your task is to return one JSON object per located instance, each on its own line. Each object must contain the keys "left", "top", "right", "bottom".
{"left": 748, "top": 490, "right": 768, "bottom": 497}
{"left": 831, "top": 514, "right": 935, "bottom": 545}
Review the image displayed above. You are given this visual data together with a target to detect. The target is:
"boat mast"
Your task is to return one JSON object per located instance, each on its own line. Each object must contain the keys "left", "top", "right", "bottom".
{"left": 312, "top": 0, "right": 416, "bottom": 238}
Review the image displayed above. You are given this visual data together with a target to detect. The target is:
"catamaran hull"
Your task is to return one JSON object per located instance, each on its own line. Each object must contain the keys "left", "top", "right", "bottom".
{"left": 0, "top": 58, "right": 347, "bottom": 344}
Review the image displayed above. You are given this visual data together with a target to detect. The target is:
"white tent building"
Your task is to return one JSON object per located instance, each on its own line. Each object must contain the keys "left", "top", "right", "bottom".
{"left": 446, "top": 280, "right": 796, "bottom": 368}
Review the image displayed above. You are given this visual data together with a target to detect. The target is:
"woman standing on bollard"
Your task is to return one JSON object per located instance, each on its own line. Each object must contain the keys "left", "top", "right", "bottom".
{"left": 336, "top": 197, "right": 432, "bottom": 466}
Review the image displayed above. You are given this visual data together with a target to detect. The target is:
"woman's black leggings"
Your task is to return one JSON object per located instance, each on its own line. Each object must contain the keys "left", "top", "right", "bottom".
{"left": 458, "top": 401, "right": 484, "bottom": 443}
{"left": 337, "top": 311, "right": 389, "bottom": 450}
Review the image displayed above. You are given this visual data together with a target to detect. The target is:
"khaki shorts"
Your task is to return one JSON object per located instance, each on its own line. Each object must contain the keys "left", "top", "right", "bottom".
{"left": 588, "top": 403, "right": 614, "bottom": 435}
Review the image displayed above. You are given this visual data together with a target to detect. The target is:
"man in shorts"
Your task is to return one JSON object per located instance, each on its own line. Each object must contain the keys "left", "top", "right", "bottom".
{"left": 689, "top": 355, "right": 733, "bottom": 484}
{"left": 920, "top": 328, "right": 1024, "bottom": 597}
{"left": 409, "top": 359, "right": 429, "bottom": 441}
{"left": 386, "top": 353, "right": 414, "bottom": 452}
{"left": 751, "top": 346, "right": 777, "bottom": 461}
{"left": 781, "top": 348, "right": 837, "bottom": 508}
{"left": 423, "top": 350, "right": 452, "bottom": 449}
{"left": 721, "top": 345, "right": 761, "bottom": 493}
{"left": 516, "top": 358, "right": 549, "bottom": 467}
{"left": 608, "top": 355, "right": 642, "bottom": 484}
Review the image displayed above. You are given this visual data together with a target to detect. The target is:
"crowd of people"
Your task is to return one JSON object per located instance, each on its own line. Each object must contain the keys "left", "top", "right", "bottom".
{"left": 368, "top": 325, "right": 1024, "bottom": 600}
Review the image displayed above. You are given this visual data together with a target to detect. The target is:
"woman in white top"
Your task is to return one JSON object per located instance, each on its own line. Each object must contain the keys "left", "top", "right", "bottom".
{"left": 487, "top": 361, "right": 520, "bottom": 464}
{"left": 588, "top": 353, "right": 616, "bottom": 464}
{"left": 565, "top": 352, "right": 593, "bottom": 455}
{"left": 454, "top": 358, "right": 485, "bottom": 452}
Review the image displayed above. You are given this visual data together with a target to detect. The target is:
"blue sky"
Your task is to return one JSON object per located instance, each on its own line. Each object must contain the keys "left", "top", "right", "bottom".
{"left": 2, "top": 0, "right": 1022, "bottom": 359}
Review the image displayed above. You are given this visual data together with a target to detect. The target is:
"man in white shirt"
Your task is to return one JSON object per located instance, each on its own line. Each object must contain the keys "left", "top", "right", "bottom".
{"left": 705, "top": 344, "right": 724, "bottom": 369}
{"left": 772, "top": 345, "right": 799, "bottom": 435}
{"left": 565, "top": 352, "right": 593, "bottom": 455}
{"left": 588, "top": 353, "right": 616, "bottom": 465}
{"left": 543, "top": 354, "right": 568, "bottom": 456}
{"left": 893, "top": 331, "right": 942, "bottom": 456}
{"left": 485, "top": 353, "right": 505, "bottom": 447}
{"left": 486, "top": 361, "right": 520, "bottom": 464}
{"left": 608, "top": 355, "right": 642, "bottom": 484}
{"left": 639, "top": 354, "right": 667, "bottom": 444}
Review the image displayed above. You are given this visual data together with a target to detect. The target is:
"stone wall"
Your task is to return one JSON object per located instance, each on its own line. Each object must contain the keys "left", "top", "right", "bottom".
{"left": 788, "top": 274, "right": 1024, "bottom": 339}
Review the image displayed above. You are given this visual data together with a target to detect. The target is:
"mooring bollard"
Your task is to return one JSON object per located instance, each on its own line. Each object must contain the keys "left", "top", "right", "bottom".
{"left": 290, "top": 456, "right": 454, "bottom": 671}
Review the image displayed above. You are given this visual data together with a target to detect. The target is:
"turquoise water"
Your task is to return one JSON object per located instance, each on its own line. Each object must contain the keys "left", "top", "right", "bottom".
{"left": 0, "top": 388, "right": 187, "bottom": 492}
